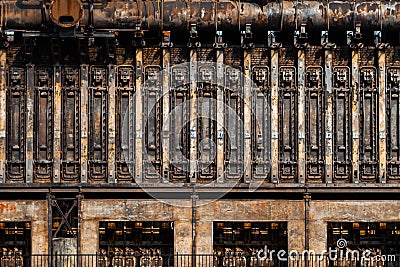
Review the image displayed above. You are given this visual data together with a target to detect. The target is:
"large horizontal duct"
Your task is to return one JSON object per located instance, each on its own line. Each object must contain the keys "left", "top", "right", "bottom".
{"left": 1, "top": 0, "right": 400, "bottom": 33}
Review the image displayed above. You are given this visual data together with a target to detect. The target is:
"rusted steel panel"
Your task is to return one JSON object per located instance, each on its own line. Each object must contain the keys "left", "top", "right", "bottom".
{"left": 243, "top": 50, "right": 252, "bottom": 184}
{"left": 143, "top": 65, "right": 162, "bottom": 181}
{"left": 297, "top": 49, "right": 306, "bottom": 184}
{"left": 33, "top": 66, "right": 54, "bottom": 183}
{"left": 305, "top": 47, "right": 325, "bottom": 183}
{"left": 279, "top": 64, "right": 297, "bottom": 183}
{"left": 386, "top": 67, "right": 400, "bottom": 183}
{"left": 331, "top": 47, "right": 352, "bottom": 183}
{"left": 224, "top": 66, "right": 244, "bottom": 182}
{"left": 162, "top": 48, "right": 170, "bottom": 183}
{"left": 378, "top": 50, "right": 386, "bottom": 184}
{"left": 324, "top": 48, "right": 333, "bottom": 184}
{"left": 170, "top": 64, "right": 190, "bottom": 182}
{"left": 80, "top": 65, "right": 88, "bottom": 183}
{"left": 332, "top": 66, "right": 352, "bottom": 183}
{"left": 358, "top": 48, "right": 378, "bottom": 183}
{"left": 135, "top": 48, "right": 143, "bottom": 184}
{"left": 0, "top": 50, "right": 6, "bottom": 184}
{"left": 115, "top": 66, "right": 135, "bottom": 183}
{"left": 251, "top": 66, "right": 270, "bottom": 181}
{"left": 107, "top": 65, "right": 116, "bottom": 184}
{"left": 61, "top": 67, "right": 81, "bottom": 183}
{"left": 25, "top": 65, "right": 34, "bottom": 183}
{"left": 351, "top": 49, "right": 360, "bottom": 183}
{"left": 216, "top": 49, "right": 224, "bottom": 183}
{"left": 53, "top": 66, "right": 61, "bottom": 184}
{"left": 6, "top": 66, "right": 26, "bottom": 183}
{"left": 270, "top": 48, "right": 279, "bottom": 183}
{"left": 197, "top": 61, "right": 217, "bottom": 182}
{"left": 189, "top": 49, "right": 197, "bottom": 183}
{"left": 88, "top": 66, "right": 108, "bottom": 183}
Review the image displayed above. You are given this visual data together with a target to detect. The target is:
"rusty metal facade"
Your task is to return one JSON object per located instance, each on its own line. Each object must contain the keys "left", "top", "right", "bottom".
{"left": 3, "top": 0, "right": 400, "bottom": 258}
{"left": 2, "top": 43, "right": 400, "bottom": 184}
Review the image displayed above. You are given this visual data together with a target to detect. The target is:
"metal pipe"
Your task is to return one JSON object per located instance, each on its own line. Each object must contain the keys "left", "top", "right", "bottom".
{"left": 2, "top": 0, "right": 400, "bottom": 33}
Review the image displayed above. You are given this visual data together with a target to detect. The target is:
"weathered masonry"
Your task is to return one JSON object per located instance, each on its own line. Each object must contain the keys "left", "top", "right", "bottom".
{"left": 2, "top": 0, "right": 400, "bottom": 260}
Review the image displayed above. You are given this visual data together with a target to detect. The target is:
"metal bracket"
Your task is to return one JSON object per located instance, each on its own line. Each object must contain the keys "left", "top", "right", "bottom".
{"left": 213, "top": 31, "right": 226, "bottom": 49}
{"left": 241, "top": 24, "right": 254, "bottom": 49}
{"left": 161, "top": 31, "right": 172, "bottom": 47}
{"left": 374, "top": 31, "right": 389, "bottom": 50}
{"left": 268, "top": 31, "right": 281, "bottom": 49}
{"left": 347, "top": 23, "right": 363, "bottom": 49}
{"left": 188, "top": 23, "right": 200, "bottom": 48}
{"left": 294, "top": 23, "right": 309, "bottom": 49}
{"left": 133, "top": 23, "right": 145, "bottom": 46}
{"left": 321, "top": 31, "right": 336, "bottom": 49}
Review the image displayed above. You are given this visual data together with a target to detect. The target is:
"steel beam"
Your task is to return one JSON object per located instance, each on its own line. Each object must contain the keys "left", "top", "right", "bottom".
{"left": 53, "top": 65, "right": 62, "bottom": 183}
{"left": 26, "top": 64, "right": 34, "bottom": 183}
{"left": 378, "top": 49, "right": 387, "bottom": 183}
{"left": 80, "top": 65, "right": 89, "bottom": 183}
{"left": 189, "top": 49, "right": 197, "bottom": 184}
{"left": 216, "top": 48, "right": 224, "bottom": 183}
{"left": 162, "top": 46, "right": 170, "bottom": 183}
{"left": 325, "top": 49, "right": 333, "bottom": 183}
{"left": 0, "top": 48, "right": 6, "bottom": 183}
{"left": 135, "top": 48, "right": 143, "bottom": 184}
{"left": 351, "top": 49, "right": 360, "bottom": 183}
{"left": 298, "top": 50, "right": 306, "bottom": 184}
{"left": 108, "top": 65, "right": 116, "bottom": 183}
{"left": 270, "top": 48, "right": 279, "bottom": 183}
{"left": 243, "top": 50, "right": 252, "bottom": 183}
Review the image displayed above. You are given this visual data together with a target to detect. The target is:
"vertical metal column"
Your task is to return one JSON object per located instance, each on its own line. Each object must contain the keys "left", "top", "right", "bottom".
{"left": 135, "top": 48, "right": 143, "bottom": 184}
{"left": 80, "top": 65, "right": 89, "bottom": 183}
{"left": 270, "top": 48, "right": 279, "bottom": 183}
{"left": 26, "top": 64, "right": 34, "bottom": 183}
{"left": 216, "top": 48, "right": 224, "bottom": 183}
{"left": 162, "top": 46, "right": 170, "bottom": 183}
{"left": 108, "top": 65, "right": 116, "bottom": 183}
{"left": 298, "top": 50, "right": 306, "bottom": 183}
{"left": 243, "top": 50, "right": 252, "bottom": 183}
{"left": 0, "top": 48, "right": 6, "bottom": 183}
{"left": 351, "top": 50, "right": 360, "bottom": 183}
{"left": 53, "top": 66, "right": 61, "bottom": 183}
{"left": 378, "top": 49, "right": 387, "bottom": 183}
{"left": 189, "top": 49, "right": 197, "bottom": 184}
{"left": 325, "top": 49, "right": 334, "bottom": 183}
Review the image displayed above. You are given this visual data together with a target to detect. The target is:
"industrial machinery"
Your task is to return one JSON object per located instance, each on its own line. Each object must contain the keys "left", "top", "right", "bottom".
{"left": 1, "top": 0, "right": 400, "bottom": 260}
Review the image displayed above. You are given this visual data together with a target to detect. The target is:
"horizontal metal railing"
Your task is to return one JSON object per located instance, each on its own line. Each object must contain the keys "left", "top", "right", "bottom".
{"left": 0, "top": 253, "right": 399, "bottom": 267}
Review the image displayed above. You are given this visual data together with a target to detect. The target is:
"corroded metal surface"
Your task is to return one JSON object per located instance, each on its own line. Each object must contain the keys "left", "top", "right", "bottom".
{"left": 2, "top": 0, "right": 400, "bottom": 34}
